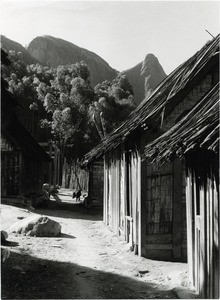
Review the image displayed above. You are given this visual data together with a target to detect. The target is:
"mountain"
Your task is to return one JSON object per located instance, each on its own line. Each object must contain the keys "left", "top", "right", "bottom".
{"left": 121, "top": 54, "right": 167, "bottom": 105}
{"left": 2, "top": 35, "right": 167, "bottom": 105}
{"left": 27, "top": 35, "right": 118, "bottom": 86}
{"left": 1, "top": 35, "right": 38, "bottom": 65}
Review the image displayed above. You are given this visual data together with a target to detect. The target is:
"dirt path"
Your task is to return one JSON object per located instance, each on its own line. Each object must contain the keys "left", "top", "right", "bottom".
{"left": 1, "top": 189, "right": 194, "bottom": 299}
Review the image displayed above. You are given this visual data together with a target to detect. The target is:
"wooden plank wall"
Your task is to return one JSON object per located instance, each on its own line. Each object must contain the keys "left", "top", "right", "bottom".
{"left": 144, "top": 161, "right": 174, "bottom": 260}
{"left": 143, "top": 159, "right": 186, "bottom": 261}
{"left": 173, "top": 160, "right": 184, "bottom": 260}
{"left": 186, "top": 169, "right": 219, "bottom": 298}
{"left": 105, "top": 149, "right": 121, "bottom": 234}
{"left": 131, "top": 152, "right": 138, "bottom": 253}
{"left": 119, "top": 153, "right": 126, "bottom": 234}
{"left": 103, "top": 148, "right": 141, "bottom": 250}
{"left": 103, "top": 156, "right": 108, "bottom": 225}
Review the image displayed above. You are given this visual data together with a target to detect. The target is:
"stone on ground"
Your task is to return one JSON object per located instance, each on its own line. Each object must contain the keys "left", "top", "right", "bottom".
{"left": 9, "top": 215, "right": 61, "bottom": 237}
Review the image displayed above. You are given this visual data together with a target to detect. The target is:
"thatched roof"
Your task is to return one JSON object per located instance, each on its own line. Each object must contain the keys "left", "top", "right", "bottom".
{"left": 144, "top": 83, "right": 219, "bottom": 164}
{"left": 83, "top": 35, "right": 219, "bottom": 165}
{"left": 2, "top": 117, "right": 52, "bottom": 162}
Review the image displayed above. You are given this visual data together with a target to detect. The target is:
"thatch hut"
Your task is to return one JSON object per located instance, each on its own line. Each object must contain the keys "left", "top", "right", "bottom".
{"left": 83, "top": 35, "right": 219, "bottom": 262}
{"left": 145, "top": 83, "right": 219, "bottom": 298}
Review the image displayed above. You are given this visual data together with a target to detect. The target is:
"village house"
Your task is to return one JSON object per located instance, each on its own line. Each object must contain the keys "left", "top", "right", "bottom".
{"left": 145, "top": 83, "right": 219, "bottom": 298}
{"left": 1, "top": 50, "right": 51, "bottom": 198}
{"left": 83, "top": 34, "right": 219, "bottom": 266}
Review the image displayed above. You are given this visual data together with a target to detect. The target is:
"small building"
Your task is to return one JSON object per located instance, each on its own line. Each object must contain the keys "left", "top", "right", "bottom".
{"left": 1, "top": 50, "right": 51, "bottom": 197}
{"left": 145, "top": 83, "right": 219, "bottom": 298}
{"left": 83, "top": 35, "right": 219, "bottom": 262}
{"left": 1, "top": 117, "right": 51, "bottom": 197}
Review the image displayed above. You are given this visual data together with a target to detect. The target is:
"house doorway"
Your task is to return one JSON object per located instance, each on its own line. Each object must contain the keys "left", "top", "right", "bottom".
{"left": 1, "top": 151, "right": 20, "bottom": 196}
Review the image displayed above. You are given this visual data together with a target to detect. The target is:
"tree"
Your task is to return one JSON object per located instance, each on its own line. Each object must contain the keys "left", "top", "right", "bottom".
{"left": 2, "top": 50, "right": 53, "bottom": 141}
{"left": 36, "top": 62, "right": 99, "bottom": 160}
{"left": 91, "top": 74, "right": 136, "bottom": 136}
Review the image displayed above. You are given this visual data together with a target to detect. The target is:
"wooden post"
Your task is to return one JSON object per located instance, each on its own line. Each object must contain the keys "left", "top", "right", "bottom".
{"left": 209, "top": 178, "right": 213, "bottom": 299}
{"left": 138, "top": 151, "right": 141, "bottom": 256}
{"left": 140, "top": 137, "right": 148, "bottom": 257}
{"left": 172, "top": 159, "right": 182, "bottom": 259}
{"left": 19, "top": 152, "right": 23, "bottom": 196}
{"left": 57, "top": 149, "right": 60, "bottom": 185}
{"left": 124, "top": 152, "right": 128, "bottom": 241}
{"left": 49, "top": 142, "right": 52, "bottom": 187}
{"left": 186, "top": 173, "right": 194, "bottom": 287}
{"left": 213, "top": 179, "right": 219, "bottom": 298}
{"left": 199, "top": 185, "right": 206, "bottom": 298}
{"left": 88, "top": 163, "right": 93, "bottom": 207}
{"left": 206, "top": 178, "right": 210, "bottom": 298}
{"left": 103, "top": 157, "right": 107, "bottom": 224}
{"left": 114, "top": 151, "right": 120, "bottom": 233}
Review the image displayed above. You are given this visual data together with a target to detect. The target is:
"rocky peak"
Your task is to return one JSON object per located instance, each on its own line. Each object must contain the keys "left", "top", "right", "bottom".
{"left": 121, "top": 54, "right": 166, "bottom": 105}
{"left": 1, "top": 35, "right": 38, "bottom": 65}
{"left": 27, "top": 35, "right": 118, "bottom": 86}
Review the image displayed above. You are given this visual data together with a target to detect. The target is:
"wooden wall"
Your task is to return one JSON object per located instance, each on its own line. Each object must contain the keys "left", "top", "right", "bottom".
{"left": 141, "top": 159, "right": 186, "bottom": 261}
{"left": 186, "top": 152, "right": 219, "bottom": 298}
{"left": 103, "top": 146, "right": 186, "bottom": 261}
{"left": 103, "top": 148, "right": 141, "bottom": 255}
{"left": 1, "top": 134, "right": 50, "bottom": 197}
{"left": 89, "top": 160, "right": 104, "bottom": 206}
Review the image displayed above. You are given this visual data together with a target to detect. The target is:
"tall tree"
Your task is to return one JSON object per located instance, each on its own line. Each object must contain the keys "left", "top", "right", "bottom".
{"left": 2, "top": 50, "right": 53, "bottom": 141}
{"left": 92, "top": 74, "right": 136, "bottom": 136}
{"left": 36, "top": 62, "right": 99, "bottom": 160}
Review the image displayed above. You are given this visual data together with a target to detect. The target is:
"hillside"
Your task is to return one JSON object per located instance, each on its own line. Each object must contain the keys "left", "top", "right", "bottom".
{"left": 1, "top": 35, "right": 167, "bottom": 105}
{"left": 1, "top": 35, "right": 38, "bottom": 65}
{"left": 121, "top": 54, "right": 166, "bottom": 105}
{"left": 27, "top": 35, "right": 118, "bottom": 86}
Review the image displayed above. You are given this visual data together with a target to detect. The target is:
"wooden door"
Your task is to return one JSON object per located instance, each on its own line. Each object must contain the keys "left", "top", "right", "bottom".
{"left": 125, "top": 151, "right": 140, "bottom": 255}
{"left": 146, "top": 162, "right": 173, "bottom": 234}
{"left": 119, "top": 156, "right": 125, "bottom": 234}
{"left": 1, "top": 151, "right": 20, "bottom": 196}
{"left": 125, "top": 152, "right": 133, "bottom": 248}
{"left": 145, "top": 162, "right": 174, "bottom": 259}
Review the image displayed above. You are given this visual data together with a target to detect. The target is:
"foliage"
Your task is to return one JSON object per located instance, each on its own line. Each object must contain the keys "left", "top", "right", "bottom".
{"left": 91, "top": 75, "right": 136, "bottom": 135}
{"left": 2, "top": 50, "right": 53, "bottom": 141}
{"left": 2, "top": 50, "right": 136, "bottom": 161}
{"left": 35, "top": 62, "right": 99, "bottom": 159}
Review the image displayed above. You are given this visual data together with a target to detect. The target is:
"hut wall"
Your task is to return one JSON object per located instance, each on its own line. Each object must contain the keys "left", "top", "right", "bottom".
{"left": 140, "top": 71, "right": 215, "bottom": 261}
{"left": 104, "top": 150, "right": 120, "bottom": 232}
{"left": 101, "top": 56, "right": 218, "bottom": 262}
{"left": 141, "top": 159, "right": 186, "bottom": 261}
{"left": 104, "top": 148, "right": 141, "bottom": 254}
{"left": 186, "top": 152, "right": 219, "bottom": 298}
{"left": 20, "top": 159, "right": 50, "bottom": 196}
{"left": 1, "top": 139, "right": 20, "bottom": 196}
{"left": 1, "top": 134, "right": 50, "bottom": 198}
{"left": 89, "top": 160, "right": 104, "bottom": 206}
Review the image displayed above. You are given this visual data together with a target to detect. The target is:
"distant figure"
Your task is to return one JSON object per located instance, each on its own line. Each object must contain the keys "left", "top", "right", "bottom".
{"left": 72, "top": 189, "right": 81, "bottom": 202}
{"left": 42, "top": 183, "right": 50, "bottom": 193}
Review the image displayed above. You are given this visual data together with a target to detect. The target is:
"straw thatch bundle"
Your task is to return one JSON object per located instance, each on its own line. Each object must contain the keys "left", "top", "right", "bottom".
{"left": 144, "top": 83, "right": 219, "bottom": 164}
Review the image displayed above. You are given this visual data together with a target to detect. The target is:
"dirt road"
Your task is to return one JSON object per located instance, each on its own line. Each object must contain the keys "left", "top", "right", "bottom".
{"left": 1, "top": 189, "right": 193, "bottom": 299}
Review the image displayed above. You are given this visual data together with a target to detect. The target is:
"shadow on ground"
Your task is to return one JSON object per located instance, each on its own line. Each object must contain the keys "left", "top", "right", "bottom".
{"left": 1, "top": 199, "right": 103, "bottom": 222}
{"left": 1, "top": 240, "right": 19, "bottom": 247}
{"left": 2, "top": 250, "right": 178, "bottom": 299}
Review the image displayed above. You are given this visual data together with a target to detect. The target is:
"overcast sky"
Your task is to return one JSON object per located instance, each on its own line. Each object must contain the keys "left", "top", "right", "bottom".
{"left": 1, "top": 0, "right": 219, "bottom": 74}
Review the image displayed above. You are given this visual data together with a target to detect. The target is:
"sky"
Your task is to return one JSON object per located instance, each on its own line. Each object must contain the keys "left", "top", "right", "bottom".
{"left": 1, "top": 0, "right": 219, "bottom": 74}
